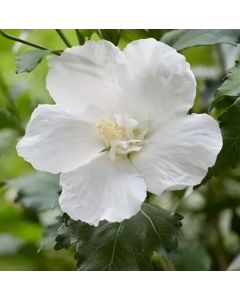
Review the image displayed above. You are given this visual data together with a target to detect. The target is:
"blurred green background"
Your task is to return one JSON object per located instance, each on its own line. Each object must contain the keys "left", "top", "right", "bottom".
{"left": 0, "top": 29, "right": 240, "bottom": 271}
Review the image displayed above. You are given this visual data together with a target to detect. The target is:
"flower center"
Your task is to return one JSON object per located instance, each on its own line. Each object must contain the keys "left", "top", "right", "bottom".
{"left": 96, "top": 116, "right": 146, "bottom": 159}
{"left": 96, "top": 120, "right": 128, "bottom": 141}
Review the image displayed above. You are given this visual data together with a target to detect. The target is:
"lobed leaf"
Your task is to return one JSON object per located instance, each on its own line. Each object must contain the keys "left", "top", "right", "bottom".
{"left": 50, "top": 203, "right": 182, "bottom": 271}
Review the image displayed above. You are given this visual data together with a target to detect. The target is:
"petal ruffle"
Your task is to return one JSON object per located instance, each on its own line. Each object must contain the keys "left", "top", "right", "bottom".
{"left": 59, "top": 155, "right": 147, "bottom": 226}
{"left": 46, "top": 39, "right": 196, "bottom": 127}
{"left": 123, "top": 38, "right": 197, "bottom": 128}
{"left": 131, "top": 114, "right": 222, "bottom": 195}
{"left": 46, "top": 40, "right": 127, "bottom": 115}
{"left": 16, "top": 104, "right": 103, "bottom": 174}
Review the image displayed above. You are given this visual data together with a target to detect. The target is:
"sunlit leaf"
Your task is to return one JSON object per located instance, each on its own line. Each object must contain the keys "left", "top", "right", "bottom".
{"left": 16, "top": 50, "right": 50, "bottom": 74}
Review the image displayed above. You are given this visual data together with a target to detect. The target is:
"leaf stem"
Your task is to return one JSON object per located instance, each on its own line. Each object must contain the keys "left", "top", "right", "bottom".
{"left": 55, "top": 29, "right": 72, "bottom": 47}
{"left": 0, "top": 30, "right": 50, "bottom": 50}
{"left": 75, "top": 29, "right": 85, "bottom": 45}
{"left": 160, "top": 255, "right": 176, "bottom": 271}
{"left": 152, "top": 252, "right": 175, "bottom": 271}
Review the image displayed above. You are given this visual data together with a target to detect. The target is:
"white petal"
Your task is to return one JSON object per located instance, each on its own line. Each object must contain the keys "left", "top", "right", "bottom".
{"left": 123, "top": 38, "right": 197, "bottom": 127}
{"left": 16, "top": 104, "right": 103, "bottom": 174}
{"left": 131, "top": 114, "right": 222, "bottom": 195}
{"left": 46, "top": 39, "right": 196, "bottom": 127}
{"left": 46, "top": 40, "right": 127, "bottom": 114}
{"left": 59, "top": 155, "right": 147, "bottom": 226}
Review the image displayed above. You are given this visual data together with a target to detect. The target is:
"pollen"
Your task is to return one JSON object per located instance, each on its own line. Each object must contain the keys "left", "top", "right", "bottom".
{"left": 96, "top": 120, "right": 128, "bottom": 142}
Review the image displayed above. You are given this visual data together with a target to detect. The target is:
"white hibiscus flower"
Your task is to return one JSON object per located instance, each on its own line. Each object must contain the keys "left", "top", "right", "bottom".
{"left": 16, "top": 38, "right": 223, "bottom": 226}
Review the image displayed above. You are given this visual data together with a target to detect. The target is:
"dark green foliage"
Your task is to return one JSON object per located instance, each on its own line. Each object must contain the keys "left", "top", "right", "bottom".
{"left": 49, "top": 204, "right": 182, "bottom": 271}
{"left": 211, "top": 61, "right": 240, "bottom": 109}
{"left": 97, "top": 30, "right": 121, "bottom": 46}
{"left": 203, "top": 99, "right": 240, "bottom": 183}
{"left": 171, "top": 241, "right": 212, "bottom": 271}
{"left": 200, "top": 62, "right": 240, "bottom": 184}
{"left": 0, "top": 109, "right": 19, "bottom": 130}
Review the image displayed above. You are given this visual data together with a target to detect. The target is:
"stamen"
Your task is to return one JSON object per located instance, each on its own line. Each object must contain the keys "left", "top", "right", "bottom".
{"left": 96, "top": 116, "right": 146, "bottom": 159}
{"left": 96, "top": 120, "right": 128, "bottom": 141}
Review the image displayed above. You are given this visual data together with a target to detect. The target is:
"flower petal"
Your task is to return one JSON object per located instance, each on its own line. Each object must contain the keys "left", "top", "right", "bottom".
{"left": 16, "top": 104, "right": 103, "bottom": 174}
{"left": 131, "top": 114, "right": 222, "bottom": 195}
{"left": 123, "top": 38, "right": 196, "bottom": 127}
{"left": 46, "top": 39, "right": 196, "bottom": 127}
{"left": 46, "top": 40, "right": 127, "bottom": 114}
{"left": 59, "top": 155, "right": 147, "bottom": 226}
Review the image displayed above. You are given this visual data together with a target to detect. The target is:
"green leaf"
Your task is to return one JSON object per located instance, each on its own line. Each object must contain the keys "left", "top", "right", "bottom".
{"left": 118, "top": 29, "right": 150, "bottom": 49}
{"left": 120, "top": 29, "right": 149, "bottom": 42}
{"left": 97, "top": 29, "right": 121, "bottom": 45}
{"left": 202, "top": 98, "right": 240, "bottom": 183}
{"left": 171, "top": 241, "right": 212, "bottom": 271}
{"left": 16, "top": 50, "right": 50, "bottom": 74}
{"left": 161, "top": 29, "right": 240, "bottom": 51}
{"left": 147, "top": 29, "right": 167, "bottom": 40}
{"left": 51, "top": 204, "right": 182, "bottom": 271}
{"left": 7, "top": 171, "right": 60, "bottom": 212}
{"left": 0, "top": 109, "right": 19, "bottom": 130}
{"left": 79, "top": 29, "right": 96, "bottom": 38}
{"left": 117, "top": 30, "right": 167, "bottom": 50}
{"left": 211, "top": 61, "right": 240, "bottom": 109}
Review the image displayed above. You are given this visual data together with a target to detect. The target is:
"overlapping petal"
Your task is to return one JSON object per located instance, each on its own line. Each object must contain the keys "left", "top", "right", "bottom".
{"left": 59, "top": 155, "right": 147, "bottom": 225}
{"left": 16, "top": 104, "right": 103, "bottom": 174}
{"left": 16, "top": 38, "right": 223, "bottom": 226}
{"left": 46, "top": 40, "right": 127, "bottom": 115}
{"left": 46, "top": 39, "right": 196, "bottom": 127}
{"left": 123, "top": 38, "right": 197, "bottom": 127}
{"left": 131, "top": 114, "right": 222, "bottom": 195}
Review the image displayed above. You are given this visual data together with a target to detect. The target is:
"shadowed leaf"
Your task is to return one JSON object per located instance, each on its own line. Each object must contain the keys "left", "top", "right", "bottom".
{"left": 161, "top": 29, "right": 240, "bottom": 51}
{"left": 8, "top": 171, "right": 60, "bottom": 212}
{"left": 211, "top": 61, "right": 240, "bottom": 109}
{"left": 202, "top": 98, "right": 240, "bottom": 184}
{"left": 48, "top": 203, "right": 182, "bottom": 271}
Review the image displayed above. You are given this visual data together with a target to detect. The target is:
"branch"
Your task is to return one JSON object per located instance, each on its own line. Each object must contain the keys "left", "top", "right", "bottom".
{"left": 55, "top": 29, "right": 72, "bottom": 47}
{"left": 75, "top": 29, "right": 85, "bottom": 45}
{"left": 0, "top": 30, "right": 50, "bottom": 50}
